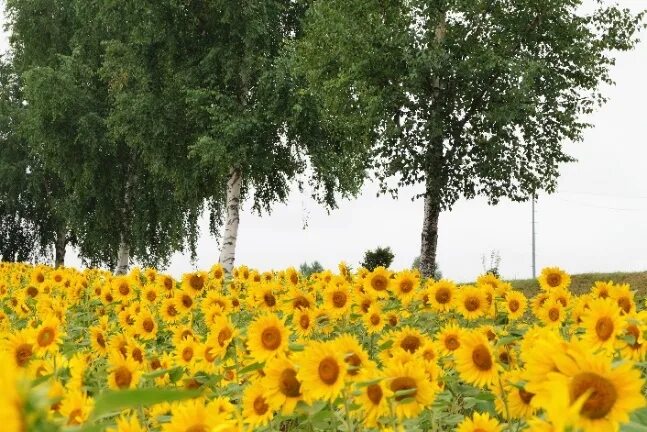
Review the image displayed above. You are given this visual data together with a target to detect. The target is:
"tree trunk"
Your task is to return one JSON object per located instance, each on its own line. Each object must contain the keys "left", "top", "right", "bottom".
{"left": 54, "top": 226, "right": 66, "bottom": 267}
{"left": 115, "top": 236, "right": 130, "bottom": 275}
{"left": 419, "top": 182, "right": 442, "bottom": 279}
{"left": 219, "top": 167, "right": 242, "bottom": 275}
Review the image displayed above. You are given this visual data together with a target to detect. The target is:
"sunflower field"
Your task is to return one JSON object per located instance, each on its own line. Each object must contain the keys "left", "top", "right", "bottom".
{"left": 1, "top": 262, "right": 646, "bottom": 432}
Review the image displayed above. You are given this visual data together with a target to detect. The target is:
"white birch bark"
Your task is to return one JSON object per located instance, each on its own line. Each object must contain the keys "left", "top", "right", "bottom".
{"left": 115, "top": 238, "right": 130, "bottom": 275}
{"left": 115, "top": 172, "right": 133, "bottom": 275}
{"left": 219, "top": 167, "right": 242, "bottom": 275}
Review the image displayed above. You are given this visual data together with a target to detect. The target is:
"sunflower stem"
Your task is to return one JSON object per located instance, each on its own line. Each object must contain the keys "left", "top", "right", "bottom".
{"left": 497, "top": 374, "right": 510, "bottom": 421}
{"left": 343, "top": 386, "right": 355, "bottom": 432}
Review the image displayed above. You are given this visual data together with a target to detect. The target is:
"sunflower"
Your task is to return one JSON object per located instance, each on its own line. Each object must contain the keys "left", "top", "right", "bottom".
{"left": 261, "top": 356, "right": 303, "bottom": 415}
{"left": 253, "top": 283, "right": 279, "bottom": 311}
{"left": 0, "top": 352, "right": 25, "bottom": 432}
{"left": 363, "top": 267, "right": 392, "bottom": 298}
{"left": 286, "top": 289, "right": 315, "bottom": 313}
{"left": 334, "top": 334, "right": 372, "bottom": 379}
{"left": 383, "top": 357, "right": 438, "bottom": 419}
{"left": 456, "top": 285, "right": 487, "bottom": 320}
{"left": 323, "top": 283, "right": 352, "bottom": 317}
{"left": 504, "top": 291, "right": 527, "bottom": 320}
{"left": 181, "top": 271, "right": 207, "bottom": 297}
{"left": 610, "top": 283, "right": 635, "bottom": 314}
{"left": 160, "top": 298, "right": 182, "bottom": 323}
{"left": 242, "top": 384, "right": 276, "bottom": 428}
{"left": 296, "top": 341, "right": 348, "bottom": 403}
{"left": 5, "top": 329, "right": 34, "bottom": 368}
{"left": 548, "top": 285, "right": 571, "bottom": 308}
{"left": 175, "top": 290, "right": 196, "bottom": 313}
{"left": 426, "top": 279, "right": 457, "bottom": 312}
{"left": 353, "top": 372, "right": 392, "bottom": 428}
{"left": 530, "top": 348, "right": 645, "bottom": 432}
{"left": 208, "top": 315, "right": 236, "bottom": 353}
{"left": 493, "top": 370, "right": 537, "bottom": 419}
{"left": 477, "top": 273, "right": 501, "bottom": 294}
{"left": 391, "top": 270, "right": 420, "bottom": 305}
{"left": 161, "top": 399, "right": 225, "bottom": 432}
{"left": 209, "top": 263, "right": 226, "bottom": 282}
{"left": 454, "top": 331, "right": 498, "bottom": 388}
{"left": 108, "top": 354, "right": 142, "bottom": 390}
{"left": 175, "top": 338, "right": 199, "bottom": 368}
{"left": 537, "top": 299, "right": 566, "bottom": 328}
{"left": 112, "top": 276, "right": 135, "bottom": 302}
{"left": 538, "top": 267, "right": 571, "bottom": 291}
{"left": 620, "top": 313, "right": 647, "bottom": 361}
{"left": 141, "top": 283, "right": 161, "bottom": 305}
{"left": 135, "top": 309, "right": 158, "bottom": 340}
{"left": 591, "top": 281, "right": 613, "bottom": 299}
{"left": 456, "top": 411, "right": 502, "bottom": 432}
{"left": 581, "top": 298, "right": 625, "bottom": 352}
{"left": 59, "top": 391, "right": 94, "bottom": 426}
{"left": 292, "top": 307, "right": 315, "bottom": 339}
{"left": 362, "top": 305, "right": 386, "bottom": 334}
{"left": 106, "top": 414, "right": 145, "bottom": 432}
{"left": 33, "top": 315, "right": 63, "bottom": 354}
{"left": 354, "top": 291, "right": 377, "bottom": 314}
{"left": 246, "top": 313, "right": 289, "bottom": 362}
{"left": 392, "top": 326, "right": 428, "bottom": 356}
{"left": 435, "top": 322, "right": 464, "bottom": 356}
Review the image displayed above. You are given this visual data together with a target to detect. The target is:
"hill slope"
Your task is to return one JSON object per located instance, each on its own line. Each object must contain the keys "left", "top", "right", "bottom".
{"left": 508, "top": 271, "right": 647, "bottom": 298}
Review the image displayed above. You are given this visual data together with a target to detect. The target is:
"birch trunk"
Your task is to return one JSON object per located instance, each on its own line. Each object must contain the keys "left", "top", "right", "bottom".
{"left": 419, "top": 184, "right": 441, "bottom": 278}
{"left": 115, "top": 236, "right": 130, "bottom": 275}
{"left": 54, "top": 226, "right": 66, "bottom": 268}
{"left": 219, "top": 167, "right": 242, "bottom": 275}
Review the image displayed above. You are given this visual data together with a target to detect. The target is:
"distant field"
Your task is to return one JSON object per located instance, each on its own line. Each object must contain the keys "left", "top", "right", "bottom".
{"left": 508, "top": 271, "right": 647, "bottom": 298}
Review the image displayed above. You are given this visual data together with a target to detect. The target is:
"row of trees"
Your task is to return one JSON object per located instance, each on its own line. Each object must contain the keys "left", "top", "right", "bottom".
{"left": 0, "top": 0, "right": 642, "bottom": 276}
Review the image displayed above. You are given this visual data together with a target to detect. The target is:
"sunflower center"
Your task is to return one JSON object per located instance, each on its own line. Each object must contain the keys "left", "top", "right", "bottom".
{"left": 95, "top": 332, "right": 106, "bottom": 348}
{"left": 105, "top": 293, "right": 114, "bottom": 302}
{"left": 399, "top": 280, "right": 414, "bottom": 293}
{"left": 390, "top": 377, "right": 418, "bottom": 402}
{"left": 261, "top": 326, "right": 282, "bottom": 350}
{"left": 36, "top": 274, "right": 45, "bottom": 283}
{"left": 371, "top": 275, "right": 387, "bottom": 291}
{"left": 445, "top": 335, "right": 459, "bottom": 351}
{"left": 498, "top": 351, "right": 510, "bottom": 364}
{"left": 370, "top": 314, "right": 381, "bottom": 325}
{"left": 595, "top": 317, "right": 614, "bottom": 341}
{"left": 182, "top": 347, "right": 194, "bottom": 362}
{"left": 617, "top": 297, "right": 631, "bottom": 314}
{"left": 570, "top": 372, "right": 617, "bottom": 420}
{"left": 279, "top": 368, "right": 301, "bottom": 397}
{"left": 367, "top": 384, "right": 383, "bottom": 405}
{"left": 181, "top": 295, "right": 193, "bottom": 308}
{"left": 15, "top": 343, "right": 32, "bottom": 367}
{"left": 218, "top": 327, "right": 233, "bottom": 347}
{"left": 471, "top": 344, "right": 493, "bottom": 371}
{"left": 299, "top": 314, "right": 310, "bottom": 329}
{"left": 263, "top": 293, "right": 276, "bottom": 307}
{"left": 388, "top": 315, "right": 398, "bottom": 326}
{"left": 213, "top": 268, "right": 224, "bottom": 279}
{"left": 150, "top": 358, "right": 161, "bottom": 370}
{"left": 167, "top": 305, "right": 178, "bottom": 317}
{"left": 293, "top": 296, "right": 310, "bottom": 310}
{"left": 435, "top": 288, "right": 450, "bottom": 304}
{"left": 185, "top": 425, "right": 208, "bottom": 432}
{"left": 519, "top": 388, "right": 535, "bottom": 404}
{"left": 548, "top": 307, "right": 560, "bottom": 322}
{"left": 465, "top": 296, "right": 480, "bottom": 312}
{"left": 37, "top": 327, "right": 55, "bottom": 347}
{"left": 27, "top": 286, "right": 38, "bottom": 297}
{"left": 547, "top": 273, "right": 562, "bottom": 288}
{"left": 163, "top": 277, "right": 173, "bottom": 290}
{"left": 557, "top": 297, "right": 567, "bottom": 307}
{"left": 401, "top": 335, "right": 421, "bottom": 353}
{"left": 119, "top": 283, "right": 130, "bottom": 296}
{"left": 189, "top": 275, "right": 204, "bottom": 291}
{"left": 318, "top": 357, "right": 340, "bottom": 385}
{"left": 146, "top": 291, "right": 157, "bottom": 302}
{"left": 114, "top": 366, "right": 133, "bottom": 389}
{"left": 332, "top": 291, "right": 347, "bottom": 308}
{"left": 142, "top": 318, "right": 155, "bottom": 333}
{"left": 508, "top": 299, "right": 520, "bottom": 312}
{"left": 346, "top": 353, "right": 362, "bottom": 376}
{"left": 361, "top": 299, "right": 372, "bottom": 313}
{"left": 290, "top": 273, "right": 299, "bottom": 285}
{"left": 132, "top": 348, "right": 143, "bottom": 363}
{"left": 253, "top": 395, "right": 269, "bottom": 415}
{"left": 627, "top": 325, "right": 642, "bottom": 349}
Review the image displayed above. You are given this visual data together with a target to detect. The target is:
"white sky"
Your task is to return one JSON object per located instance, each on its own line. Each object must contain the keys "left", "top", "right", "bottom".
{"left": 2, "top": 1, "right": 646, "bottom": 282}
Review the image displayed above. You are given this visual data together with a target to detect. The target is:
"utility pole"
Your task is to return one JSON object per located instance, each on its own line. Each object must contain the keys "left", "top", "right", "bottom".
{"left": 531, "top": 193, "right": 536, "bottom": 278}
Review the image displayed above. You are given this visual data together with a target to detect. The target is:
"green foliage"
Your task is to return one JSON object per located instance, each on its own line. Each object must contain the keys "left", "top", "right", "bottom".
{"left": 361, "top": 246, "right": 395, "bottom": 271}
{"left": 412, "top": 256, "right": 442, "bottom": 279}
{"left": 482, "top": 250, "right": 502, "bottom": 278}
{"left": 299, "top": 260, "right": 324, "bottom": 277}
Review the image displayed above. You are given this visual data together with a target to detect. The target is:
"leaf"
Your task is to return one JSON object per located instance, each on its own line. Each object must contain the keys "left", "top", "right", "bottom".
{"left": 238, "top": 361, "right": 265, "bottom": 375}
{"left": 143, "top": 366, "right": 182, "bottom": 380}
{"left": 32, "top": 373, "right": 53, "bottom": 388}
{"left": 621, "top": 422, "right": 647, "bottom": 432}
{"left": 92, "top": 388, "right": 200, "bottom": 419}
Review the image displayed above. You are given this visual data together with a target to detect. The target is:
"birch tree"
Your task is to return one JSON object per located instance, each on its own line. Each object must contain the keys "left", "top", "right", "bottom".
{"left": 295, "top": 0, "right": 644, "bottom": 277}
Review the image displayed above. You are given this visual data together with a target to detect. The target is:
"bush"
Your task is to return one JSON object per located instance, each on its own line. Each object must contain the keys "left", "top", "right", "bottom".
{"left": 299, "top": 261, "right": 324, "bottom": 277}
{"left": 412, "top": 256, "right": 442, "bottom": 279}
{"left": 361, "top": 246, "right": 394, "bottom": 271}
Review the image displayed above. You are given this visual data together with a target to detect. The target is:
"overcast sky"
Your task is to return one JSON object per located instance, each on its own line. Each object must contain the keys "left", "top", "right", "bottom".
{"left": 2, "top": 1, "right": 646, "bottom": 282}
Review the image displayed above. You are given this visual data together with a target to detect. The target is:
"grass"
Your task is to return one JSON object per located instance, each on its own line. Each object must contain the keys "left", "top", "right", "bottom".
{"left": 507, "top": 271, "right": 647, "bottom": 298}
